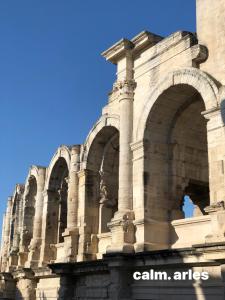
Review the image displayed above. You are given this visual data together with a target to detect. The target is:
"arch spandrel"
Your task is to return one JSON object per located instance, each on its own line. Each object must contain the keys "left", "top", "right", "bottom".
{"left": 45, "top": 145, "right": 71, "bottom": 190}
{"left": 81, "top": 114, "right": 120, "bottom": 169}
{"left": 136, "top": 67, "right": 219, "bottom": 141}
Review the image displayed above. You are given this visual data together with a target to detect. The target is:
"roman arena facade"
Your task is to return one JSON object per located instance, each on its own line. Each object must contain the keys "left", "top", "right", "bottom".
{"left": 1, "top": 0, "right": 225, "bottom": 299}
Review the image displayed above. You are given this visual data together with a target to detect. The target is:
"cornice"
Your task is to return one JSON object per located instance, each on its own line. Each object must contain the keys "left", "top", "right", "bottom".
{"left": 131, "top": 30, "right": 162, "bottom": 53}
{"left": 101, "top": 38, "right": 134, "bottom": 64}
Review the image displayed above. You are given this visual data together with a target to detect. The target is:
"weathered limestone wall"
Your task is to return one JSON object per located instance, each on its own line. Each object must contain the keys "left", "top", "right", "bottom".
{"left": 1, "top": 0, "right": 225, "bottom": 299}
{"left": 197, "top": 0, "right": 225, "bottom": 84}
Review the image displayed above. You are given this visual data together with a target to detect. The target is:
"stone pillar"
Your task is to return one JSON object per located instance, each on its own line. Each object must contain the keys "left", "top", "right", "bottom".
{"left": 117, "top": 79, "right": 135, "bottom": 211}
{"left": 203, "top": 106, "right": 225, "bottom": 204}
{"left": 61, "top": 145, "right": 80, "bottom": 262}
{"left": 107, "top": 79, "right": 136, "bottom": 253}
{"left": 203, "top": 104, "right": 225, "bottom": 243}
{"left": 26, "top": 167, "right": 46, "bottom": 267}
{"left": 0, "top": 198, "right": 12, "bottom": 272}
{"left": 131, "top": 140, "right": 148, "bottom": 252}
{"left": 204, "top": 202, "right": 225, "bottom": 243}
{"left": 39, "top": 189, "right": 58, "bottom": 266}
{"left": 66, "top": 145, "right": 80, "bottom": 229}
{"left": 77, "top": 169, "right": 98, "bottom": 262}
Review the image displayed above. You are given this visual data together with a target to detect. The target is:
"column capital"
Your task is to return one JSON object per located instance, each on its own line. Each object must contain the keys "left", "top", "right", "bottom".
{"left": 113, "top": 79, "right": 136, "bottom": 98}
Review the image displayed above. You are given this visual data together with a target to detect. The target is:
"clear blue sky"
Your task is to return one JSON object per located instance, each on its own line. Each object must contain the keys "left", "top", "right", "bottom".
{"left": 0, "top": 0, "right": 196, "bottom": 232}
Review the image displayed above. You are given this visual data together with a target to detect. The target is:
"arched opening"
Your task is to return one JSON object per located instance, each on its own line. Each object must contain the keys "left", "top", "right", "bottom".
{"left": 144, "top": 84, "right": 209, "bottom": 225}
{"left": 9, "top": 202, "right": 17, "bottom": 252}
{"left": 8, "top": 186, "right": 24, "bottom": 268}
{"left": 183, "top": 195, "right": 194, "bottom": 218}
{"left": 19, "top": 176, "right": 37, "bottom": 265}
{"left": 47, "top": 157, "right": 68, "bottom": 247}
{"left": 85, "top": 126, "right": 119, "bottom": 256}
{"left": 23, "top": 176, "right": 37, "bottom": 247}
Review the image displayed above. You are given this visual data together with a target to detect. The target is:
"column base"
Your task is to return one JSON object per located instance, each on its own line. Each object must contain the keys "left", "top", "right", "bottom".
{"left": 77, "top": 230, "right": 98, "bottom": 262}
{"left": 205, "top": 202, "right": 225, "bottom": 243}
{"left": 60, "top": 228, "right": 79, "bottom": 262}
{"left": 134, "top": 217, "right": 170, "bottom": 251}
{"left": 107, "top": 210, "right": 135, "bottom": 254}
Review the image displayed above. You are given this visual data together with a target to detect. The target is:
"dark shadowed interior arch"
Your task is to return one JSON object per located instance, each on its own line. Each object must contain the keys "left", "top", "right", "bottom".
{"left": 144, "top": 84, "right": 209, "bottom": 226}
{"left": 46, "top": 157, "right": 69, "bottom": 259}
{"left": 19, "top": 176, "right": 37, "bottom": 265}
{"left": 85, "top": 126, "right": 119, "bottom": 255}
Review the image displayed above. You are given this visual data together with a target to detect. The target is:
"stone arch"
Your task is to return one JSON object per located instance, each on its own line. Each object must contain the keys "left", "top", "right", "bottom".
{"left": 80, "top": 116, "right": 120, "bottom": 258}
{"left": 28, "top": 165, "right": 41, "bottom": 180}
{"left": 136, "top": 67, "right": 219, "bottom": 141}
{"left": 45, "top": 145, "right": 71, "bottom": 189}
{"left": 19, "top": 165, "right": 46, "bottom": 267}
{"left": 19, "top": 169, "right": 38, "bottom": 266}
{"left": 81, "top": 114, "right": 119, "bottom": 169}
{"left": 8, "top": 184, "right": 24, "bottom": 269}
{"left": 134, "top": 69, "right": 218, "bottom": 249}
{"left": 41, "top": 146, "right": 71, "bottom": 262}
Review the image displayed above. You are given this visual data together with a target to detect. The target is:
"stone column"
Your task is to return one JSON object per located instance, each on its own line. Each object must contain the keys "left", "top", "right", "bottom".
{"left": 131, "top": 140, "right": 148, "bottom": 252}
{"left": 39, "top": 189, "right": 58, "bottom": 266}
{"left": 61, "top": 145, "right": 80, "bottom": 262}
{"left": 0, "top": 198, "right": 12, "bottom": 272}
{"left": 26, "top": 167, "right": 46, "bottom": 267}
{"left": 107, "top": 79, "right": 136, "bottom": 253}
{"left": 117, "top": 79, "right": 135, "bottom": 211}
{"left": 66, "top": 145, "right": 80, "bottom": 229}
{"left": 77, "top": 169, "right": 98, "bottom": 262}
{"left": 203, "top": 102, "right": 225, "bottom": 243}
{"left": 203, "top": 106, "right": 225, "bottom": 204}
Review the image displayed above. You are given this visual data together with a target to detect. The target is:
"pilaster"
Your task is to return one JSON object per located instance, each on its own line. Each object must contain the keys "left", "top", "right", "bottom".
{"left": 39, "top": 189, "right": 58, "bottom": 266}
{"left": 77, "top": 169, "right": 98, "bottom": 261}
{"left": 57, "top": 146, "right": 81, "bottom": 262}
{"left": 26, "top": 167, "right": 46, "bottom": 267}
{"left": 202, "top": 105, "right": 225, "bottom": 203}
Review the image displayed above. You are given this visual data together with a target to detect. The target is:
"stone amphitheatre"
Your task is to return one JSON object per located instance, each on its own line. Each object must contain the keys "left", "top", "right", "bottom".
{"left": 1, "top": 0, "right": 225, "bottom": 299}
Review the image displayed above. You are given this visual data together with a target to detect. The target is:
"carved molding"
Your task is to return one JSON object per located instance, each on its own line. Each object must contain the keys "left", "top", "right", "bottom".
{"left": 113, "top": 79, "right": 136, "bottom": 97}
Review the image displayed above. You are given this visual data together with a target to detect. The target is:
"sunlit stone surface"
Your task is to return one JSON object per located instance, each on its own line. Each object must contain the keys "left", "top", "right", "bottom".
{"left": 1, "top": 0, "right": 225, "bottom": 298}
